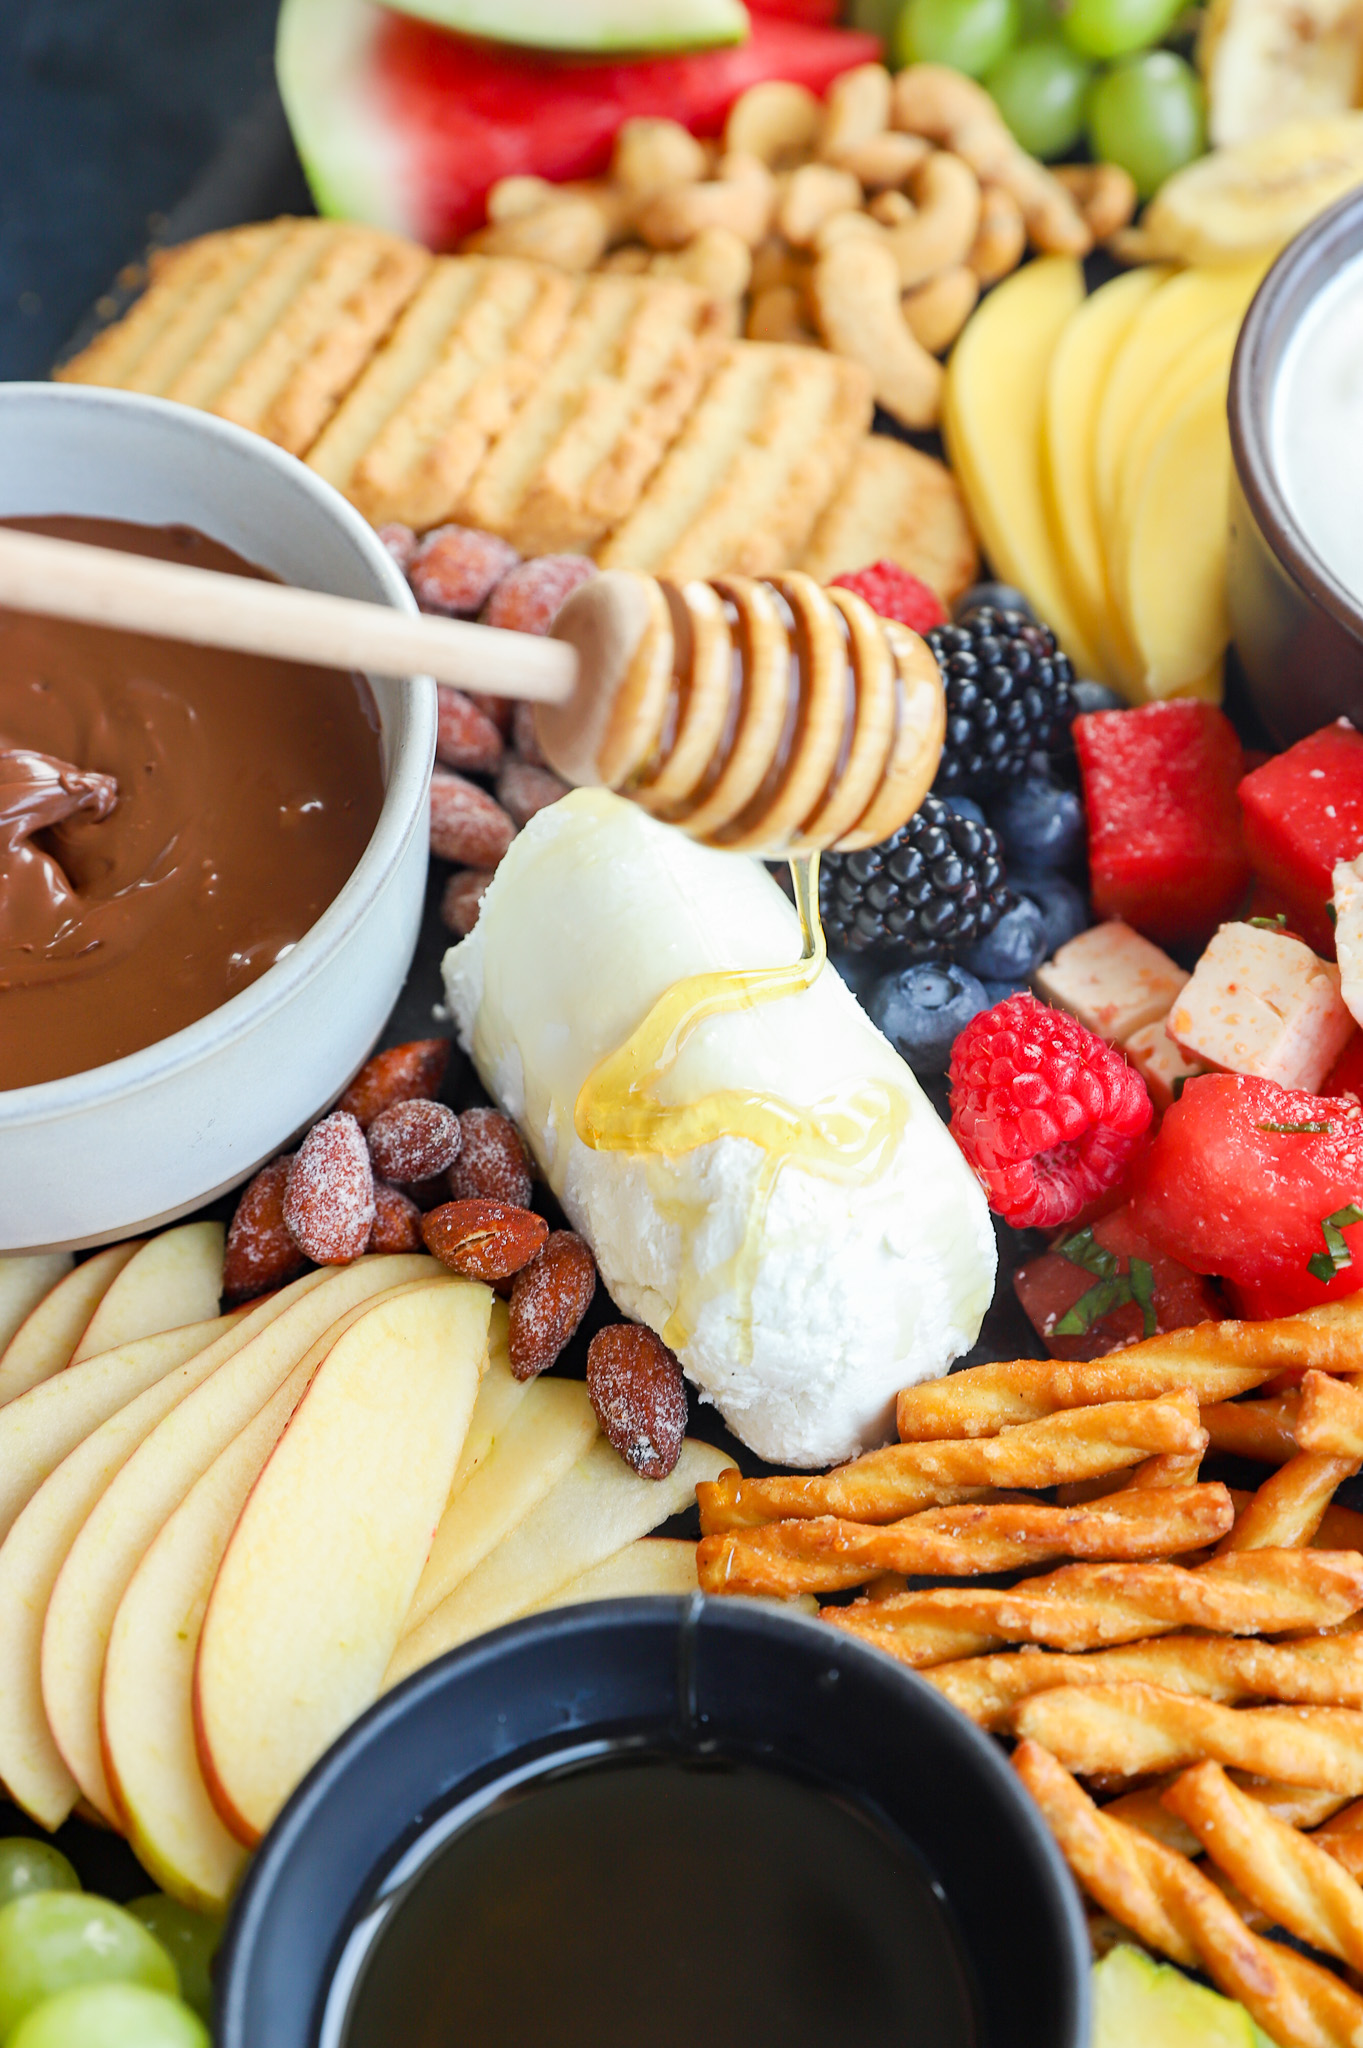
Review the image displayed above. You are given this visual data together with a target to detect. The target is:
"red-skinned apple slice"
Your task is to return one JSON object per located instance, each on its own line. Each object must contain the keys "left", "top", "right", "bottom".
{"left": 42, "top": 1255, "right": 441, "bottom": 1824}
{"left": 195, "top": 1279, "right": 491, "bottom": 1845}
{"left": 70, "top": 1223, "right": 226, "bottom": 1365}
{"left": 0, "top": 1243, "right": 141, "bottom": 1405}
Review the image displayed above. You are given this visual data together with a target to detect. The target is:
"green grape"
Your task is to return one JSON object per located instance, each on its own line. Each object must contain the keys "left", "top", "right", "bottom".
{"left": 125, "top": 1899, "right": 219, "bottom": 2026}
{"left": 1087, "top": 50, "right": 1206, "bottom": 199}
{"left": 1060, "top": 0, "right": 1184, "bottom": 59}
{"left": 0, "top": 1893, "right": 178, "bottom": 2039}
{"left": 1017, "top": 0, "right": 1063, "bottom": 37}
{"left": 0, "top": 1844, "right": 80, "bottom": 1910}
{"left": 894, "top": 0, "right": 1021, "bottom": 77}
{"left": 848, "top": 0, "right": 903, "bottom": 30}
{"left": 8, "top": 1984, "right": 208, "bottom": 2048}
{"left": 986, "top": 40, "right": 1093, "bottom": 158}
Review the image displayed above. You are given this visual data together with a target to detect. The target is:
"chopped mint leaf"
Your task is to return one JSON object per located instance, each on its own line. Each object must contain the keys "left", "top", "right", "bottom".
{"left": 1306, "top": 1204, "right": 1363, "bottom": 1285}
{"left": 1256, "top": 1120, "right": 1334, "bottom": 1134}
{"left": 1057, "top": 1227, "right": 1120, "bottom": 1281}
{"left": 1171, "top": 1075, "right": 1190, "bottom": 1104}
{"left": 1053, "top": 1235, "right": 1158, "bottom": 1338}
{"left": 1128, "top": 1257, "right": 1157, "bottom": 1340}
{"left": 1249, "top": 913, "right": 1288, "bottom": 930}
{"left": 1329, "top": 901, "right": 1339, "bottom": 927}
{"left": 1054, "top": 1274, "right": 1129, "bottom": 1336}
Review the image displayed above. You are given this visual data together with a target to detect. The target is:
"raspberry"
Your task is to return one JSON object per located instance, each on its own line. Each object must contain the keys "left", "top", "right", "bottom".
{"left": 481, "top": 554, "right": 596, "bottom": 636}
{"left": 830, "top": 561, "right": 948, "bottom": 636}
{"left": 409, "top": 526, "right": 520, "bottom": 616}
{"left": 948, "top": 993, "right": 1152, "bottom": 1230}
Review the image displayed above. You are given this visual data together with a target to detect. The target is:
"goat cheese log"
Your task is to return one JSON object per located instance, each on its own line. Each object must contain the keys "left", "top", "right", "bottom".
{"left": 442, "top": 790, "right": 995, "bottom": 1466}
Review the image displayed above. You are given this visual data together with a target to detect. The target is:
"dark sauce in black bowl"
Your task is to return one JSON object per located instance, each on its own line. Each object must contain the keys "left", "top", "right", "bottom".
{"left": 333, "top": 1750, "right": 979, "bottom": 2048}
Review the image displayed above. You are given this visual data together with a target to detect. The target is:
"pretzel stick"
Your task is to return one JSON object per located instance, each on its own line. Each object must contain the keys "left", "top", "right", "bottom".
{"left": 895, "top": 1296, "right": 1363, "bottom": 1441}
{"left": 697, "top": 1394, "right": 1206, "bottom": 1532}
{"left": 1218, "top": 1452, "right": 1360, "bottom": 1554}
{"left": 1014, "top": 1680, "right": 1363, "bottom": 1792}
{"left": 923, "top": 1630, "right": 1363, "bottom": 1729}
{"left": 1121, "top": 1452, "right": 1205, "bottom": 1490}
{"left": 1300, "top": 1372, "right": 1363, "bottom": 1459}
{"left": 1014, "top": 1740, "right": 1363, "bottom": 2048}
{"left": 1201, "top": 1396, "right": 1300, "bottom": 1465}
{"left": 696, "top": 1485, "right": 1234, "bottom": 1597}
{"left": 1108, "top": 1776, "right": 1350, "bottom": 1856}
{"left": 1313, "top": 1801, "right": 1363, "bottom": 1883}
{"left": 823, "top": 1549, "right": 1363, "bottom": 1666}
{"left": 1320, "top": 1502, "right": 1363, "bottom": 1551}
{"left": 1164, "top": 1760, "right": 1363, "bottom": 1972}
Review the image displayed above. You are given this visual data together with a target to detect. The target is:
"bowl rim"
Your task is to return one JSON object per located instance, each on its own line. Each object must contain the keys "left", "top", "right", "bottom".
{"left": 0, "top": 382, "right": 436, "bottom": 1128}
{"left": 217, "top": 1595, "right": 1093, "bottom": 2048}
{"left": 1230, "top": 187, "right": 1363, "bottom": 654}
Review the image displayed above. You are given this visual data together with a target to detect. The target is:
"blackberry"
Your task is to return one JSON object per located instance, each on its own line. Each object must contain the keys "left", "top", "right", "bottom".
{"left": 928, "top": 606, "right": 1074, "bottom": 794}
{"left": 820, "top": 795, "right": 1009, "bottom": 958}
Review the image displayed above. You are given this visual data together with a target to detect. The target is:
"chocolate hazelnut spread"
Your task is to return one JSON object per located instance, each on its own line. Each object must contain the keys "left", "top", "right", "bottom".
{"left": 0, "top": 517, "right": 385, "bottom": 1090}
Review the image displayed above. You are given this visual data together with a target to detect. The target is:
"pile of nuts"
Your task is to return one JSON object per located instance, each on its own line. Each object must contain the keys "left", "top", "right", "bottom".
{"left": 222, "top": 1037, "right": 688, "bottom": 1479}
{"left": 460, "top": 62, "right": 1138, "bottom": 429}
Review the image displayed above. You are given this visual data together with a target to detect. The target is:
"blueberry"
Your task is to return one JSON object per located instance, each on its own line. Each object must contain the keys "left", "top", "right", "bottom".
{"left": 1070, "top": 680, "right": 1125, "bottom": 715}
{"left": 935, "top": 792, "right": 987, "bottom": 826}
{"left": 954, "top": 581, "right": 1033, "bottom": 623}
{"left": 867, "top": 962, "right": 990, "bottom": 1075}
{"left": 958, "top": 896, "right": 1048, "bottom": 981}
{"left": 987, "top": 775, "right": 1085, "bottom": 872}
{"left": 982, "top": 978, "right": 1032, "bottom": 1005}
{"left": 1010, "top": 871, "right": 1089, "bottom": 956}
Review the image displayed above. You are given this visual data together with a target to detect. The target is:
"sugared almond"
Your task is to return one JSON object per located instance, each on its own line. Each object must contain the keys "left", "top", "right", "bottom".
{"left": 422, "top": 1199, "right": 547, "bottom": 1282}
{"left": 449, "top": 1107, "right": 533, "bottom": 1208}
{"left": 368, "top": 1181, "right": 424, "bottom": 1254}
{"left": 284, "top": 1113, "right": 375, "bottom": 1264}
{"left": 586, "top": 1324, "right": 687, "bottom": 1480}
{"left": 509, "top": 1231, "right": 597, "bottom": 1380}
{"left": 338, "top": 1039, "right": 450, "bottom": 1129}
{"left": 430, "top": 769, "right": 517, "bottom": 869}
{"left": 223, "top": 1155, "right": 308, "bottom": 1302}
{"left": 367, "top": 1099, "right": 462, "bottom": 1183}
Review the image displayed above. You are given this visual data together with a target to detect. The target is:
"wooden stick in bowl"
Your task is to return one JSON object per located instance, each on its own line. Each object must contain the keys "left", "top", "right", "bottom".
{"left": 0, "top": 524, "right": 577, "bottom": 702}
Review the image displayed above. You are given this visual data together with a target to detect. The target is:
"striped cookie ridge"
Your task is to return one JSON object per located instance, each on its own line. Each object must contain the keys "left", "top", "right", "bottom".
{"left": 311, "top": 257, "right": 578, "bottom": 531}
{"left": 800, "top": 433, "right": 979, "bottom": 602}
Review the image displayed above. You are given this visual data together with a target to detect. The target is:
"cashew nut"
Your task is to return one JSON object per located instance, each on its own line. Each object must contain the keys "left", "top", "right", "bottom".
{"left": 812, "top": 209, "right": 883, "bottom": 255}
{"left": 635, "top": 153, "right": 776, "bottom": 250}
{"left": 648, "top": 225, "right": 753, "bottom": 299}
{"left": 889, "top": 64, "right": 999, "bottom": 144}
{"left": 882, "top": 151, "right": 982, "bottom": 289}
{"left": 746, "top": 283, "right": 820, "bottom": 347}
{"left": 599, "top": 244, "right": 653, "bottom": 274}
{"left": 777, "top": 163, "right": 864, "bottom": 248}
{"left": 836, "top": 132, "right": 932, "bottom": 191}
{"left": 811, "top": 234, "right": 944, "bottom": 429}
{"left": 1055, "top": 162, "right": 1139, "bottom": 241}
{"left": 966, "top": 182, "right": 1026, "bottom": 284}
{"left": 751, "top": 236, "right": 812, "bottom": 295}
{"left": 869, "top": 189, "right": 913, "bottom": 227}
{"left": 995, "top": 151, "right": 1093, "bottom": 254}
{"left": 486, "top": 175, "right": 557, "bottom": 223}
{"left": 902, "top": 264, "right": 980, "bottom": 354}
{"left": 611, "top": 118, "right": 708, "bottom": 197}
{"left": 724, "top": 80, "right": 823, "bottom": 169}
{"left": 466, "top": 194, "right": 612, "bottom": 272}
{"left": 819, "top": 63, "right": 894, "bottom": 162}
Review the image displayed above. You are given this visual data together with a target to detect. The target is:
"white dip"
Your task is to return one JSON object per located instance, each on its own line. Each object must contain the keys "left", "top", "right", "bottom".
{"left": 1274, "top": 248, "right": 1363, "bottom": 600}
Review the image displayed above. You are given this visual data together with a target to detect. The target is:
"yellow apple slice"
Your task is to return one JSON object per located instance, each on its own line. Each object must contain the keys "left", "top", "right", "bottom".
{"left": 1041, "top": 265, "right": 1168, "bottom": 694}
{"left": 1122, "top": 369, "right": 1234, "bottom": 701}
{"left": 41, "top": 1255, "right": 441, "bottom": 1825}
{"left": 0, "top": 1316, "right": 234, "bottom": 1545}
{"left": 194, "top": 1280, "right": 491, "bottom": 1846}
{"left": 528, "top": 1537, "right": 701, "bottom": 1610}
{"left": 942, "top": 256, "right": 1099, "bottom": 677}
{"left": 99, "top": 1290, "right": 431, "bottom": 1911}
{"left": 404, "top": 1376, "right": 597, "bottom": 1636}
{"left": 0, "top": 1256, "right": 74, "bottom": 1358}
{"left": 386, "top": 1436, "right": 732, "bottom": 1686}
{"left": 0, "top": 1243, "right": 141, "bottom": 1405}
{"left": 0, "top": 1274, "right": 334, "bottom": 1829}
{"left": 71, "top": 1223, "right": 226, "bottom": 1365}
{"left": 442, "top": 1300, "right": 524, "bottom": 1497}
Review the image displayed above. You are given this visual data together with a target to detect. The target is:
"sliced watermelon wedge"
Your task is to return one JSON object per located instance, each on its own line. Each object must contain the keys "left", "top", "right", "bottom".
{"left": 276, "top": 0, "right": 881, "bottom": 246}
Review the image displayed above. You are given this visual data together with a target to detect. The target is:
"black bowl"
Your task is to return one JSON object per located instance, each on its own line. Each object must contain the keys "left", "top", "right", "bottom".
{"left": 215, "top": 1597, "right": 1090, "bottom": 2048}
{"left": 1229, "top": 187, "right": 1363, "bottom": 743}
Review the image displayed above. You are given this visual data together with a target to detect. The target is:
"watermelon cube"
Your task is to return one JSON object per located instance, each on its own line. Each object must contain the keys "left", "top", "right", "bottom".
{"left": 1014, "top": 1203, "right": 1225, "bottom": 1360}
{"left": 1239, "top": 719, "right": 1363, "bottom": 957}
{"left": 1074, "top": 702, "right": 1250, "bottom": 948}
{"left": 1130, "top": 1071, "right": 1363, "bottom": 1318}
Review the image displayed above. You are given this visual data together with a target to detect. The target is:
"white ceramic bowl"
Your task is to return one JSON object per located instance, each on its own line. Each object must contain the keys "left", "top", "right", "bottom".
{"left": 0, "top": 384, "right": 436, "bottom": 1252}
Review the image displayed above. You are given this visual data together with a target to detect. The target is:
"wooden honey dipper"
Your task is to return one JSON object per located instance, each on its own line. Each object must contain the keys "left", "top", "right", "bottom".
{"left": 0, "top": 527, "right": 945, "bottom": 856}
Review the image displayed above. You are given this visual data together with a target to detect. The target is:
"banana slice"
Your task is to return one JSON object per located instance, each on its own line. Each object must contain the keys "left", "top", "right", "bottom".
{"left": 1141, "top": 112, "right": 1363, "bottom": 264}
{"left": 1199, "top": 0, "right": 1363, "bottom": 149}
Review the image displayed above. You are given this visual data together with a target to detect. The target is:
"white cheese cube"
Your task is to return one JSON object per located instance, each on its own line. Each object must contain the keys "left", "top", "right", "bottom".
{"left": 1034, "top": 921, "right": 1188, "bottom": 1043}
{"left": 1167, "top": 921, "right": 1354, "bottom": 1092}
{"left": 1333, "top": 857, "right": 1363, "bottom": 1029}
{"left": 1124, "top": 1018, "right": 1207, "bottom": 1113}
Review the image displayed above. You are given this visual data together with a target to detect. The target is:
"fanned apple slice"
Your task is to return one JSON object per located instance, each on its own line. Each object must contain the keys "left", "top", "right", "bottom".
{"left": 194, "top": 1280, "right": 491, "bottom": 1846}
{"left": 404, "top": 1374, "right": 597, "bottom": 1636}
{"left": 0, "top": 1272, "right": 335, "bottom": 1829}
{"left": 386, "top": 1436, "right": 731, "bottom": 1687}
{"left": 42, "top": 1255, "right": 442, "bottom": 1825}
{"left": 442, "top": 1301, "right": 523, "bottom": 1497}
{"left": 0, "top": 1256, "right": 73, "bottom": 1359}
{"left": 0, "top": 1243, "right": 141, "bottom": 1405}
{"left": 528, "top": 1537, "right": 701, "bottom": 1610}
{"left": 100, "top": 1294, "right": 418, "bottom": 1911}
{"left": 71, "top": 1224, "right": 226, "bottom": 1365}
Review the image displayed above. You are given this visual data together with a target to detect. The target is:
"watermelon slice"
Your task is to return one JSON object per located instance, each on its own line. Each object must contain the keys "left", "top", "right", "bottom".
{"left": 276, "top": 0, "right": 881, "bottom": 246}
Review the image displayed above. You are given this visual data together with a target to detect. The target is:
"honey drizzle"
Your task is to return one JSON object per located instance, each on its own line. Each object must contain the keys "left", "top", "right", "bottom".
{"left": 573, "top": 853, "right": 908, "bottom": 1356}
